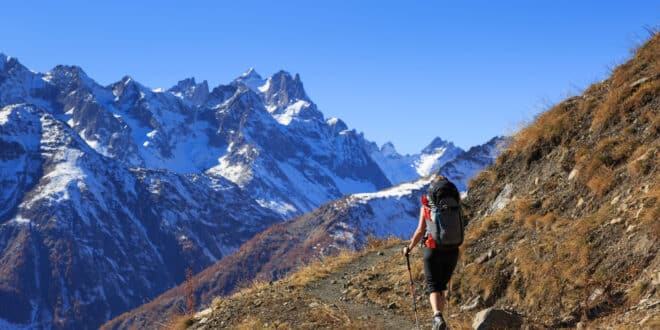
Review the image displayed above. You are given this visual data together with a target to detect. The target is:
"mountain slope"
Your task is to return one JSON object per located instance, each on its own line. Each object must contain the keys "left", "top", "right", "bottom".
{"left": 0, "top": 104, "right": 282, "bottom": 329}
{"left": 448, "top": 33, "right": 659, "bottom": 328}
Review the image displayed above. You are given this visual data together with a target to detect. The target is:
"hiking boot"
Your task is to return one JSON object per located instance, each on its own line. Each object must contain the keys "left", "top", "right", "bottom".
{"left": 432, "top": 312, "right": 447, "bottom": 330}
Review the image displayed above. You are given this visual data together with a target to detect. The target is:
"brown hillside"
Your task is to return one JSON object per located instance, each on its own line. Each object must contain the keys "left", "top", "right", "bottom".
{"left": 101, "top": 196, "right": 367, "bottom": 329}
{"left": 454, "top": 32, "right": 659, "bottom": 328}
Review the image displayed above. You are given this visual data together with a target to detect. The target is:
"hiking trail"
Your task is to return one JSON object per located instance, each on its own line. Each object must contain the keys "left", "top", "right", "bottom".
{"left": 304, "top": 245, "right": 416, "bottom": 329}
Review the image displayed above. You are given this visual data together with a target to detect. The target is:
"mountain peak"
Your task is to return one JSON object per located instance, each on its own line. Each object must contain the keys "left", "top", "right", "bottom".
{"left": 380, "top": 142, "right": 399, "bottom": 157}
{"left": 0, "top": 52, "right": 22, "bottom": 72}
{"left": 241, "top": 67, "right": 261, "bottom": 79}
{"left": 49, "top": 64, "right": 91, "bottom": 81}
{"left": 169, "top": 77, "right": 210, "bottom": 104}
{"left": 263, "top": 70, "right": 310, "bottom": 108}
{"left": 326, "top": 117, "right": 348, "bottom": 133}
{"left": 422, "top": 137, "right": 455, "bottom": 154}
{"left": 233, "top": 68, "right": 265, "bottom": 93}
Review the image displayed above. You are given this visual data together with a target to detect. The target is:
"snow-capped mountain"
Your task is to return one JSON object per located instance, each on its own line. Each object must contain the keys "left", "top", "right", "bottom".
{"left": 0, "top": 54, "right": 391, "bottom": 329}
{"left": 368, "top": 137, "right": 463, "bottom": 185}
{"left": 0, "top": 51, "right": 502, "bottom": 329}
{"left": 0, "top": 104, "right": 282, "bottom": 329}
{"left": 1, "top": 53, "right": 393, "bottom": 218}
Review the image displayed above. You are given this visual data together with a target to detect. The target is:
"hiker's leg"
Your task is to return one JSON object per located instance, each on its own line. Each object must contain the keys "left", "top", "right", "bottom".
{"left": 438, "top": 291, "right": 446, "bottom": 311}
{"left": 429, "top": 291, "right": 443, "bottom": 313}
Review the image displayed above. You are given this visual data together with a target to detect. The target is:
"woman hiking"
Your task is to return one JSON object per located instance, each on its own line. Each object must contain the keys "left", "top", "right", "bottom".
{"left": 403, "top": 175, "right": 464, "bottom": 330}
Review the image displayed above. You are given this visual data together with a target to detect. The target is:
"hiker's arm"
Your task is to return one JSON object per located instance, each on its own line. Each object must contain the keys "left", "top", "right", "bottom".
{"left": 404, "top": 207, "right": 426, "bottom": 255}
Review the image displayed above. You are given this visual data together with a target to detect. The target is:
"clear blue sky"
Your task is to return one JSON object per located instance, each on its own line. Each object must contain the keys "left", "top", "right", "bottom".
{"left": 2, "top": 1, "right": 659, "bottom": 154}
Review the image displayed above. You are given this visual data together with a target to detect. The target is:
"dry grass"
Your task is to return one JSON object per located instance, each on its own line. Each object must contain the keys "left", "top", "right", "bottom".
{"left": 511, "top": 105, "right": 571, "bottom": 152}
{"left": 168, "top": 314, "right": 193, "bottom": 330}
{"left": 574, "top": 148, "right": 615, "bottom": 196}
{"left": 466, "top": 210, "right": 509, "bottom": 241}
{"left": 288, "top": 250, "right": 361, "bottom": 287}
{"left": 626, "top": 146, "right": 656, "bottom": 177}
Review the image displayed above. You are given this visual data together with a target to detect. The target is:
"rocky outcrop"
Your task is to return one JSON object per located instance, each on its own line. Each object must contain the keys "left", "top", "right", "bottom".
{"left": 472, "top": 308, "right": 523, "bottom": 330}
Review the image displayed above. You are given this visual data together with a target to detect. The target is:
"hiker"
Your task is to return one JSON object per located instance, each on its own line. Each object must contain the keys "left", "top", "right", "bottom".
{"left": 403, "top": 175, "right": 463, "bottom": 330}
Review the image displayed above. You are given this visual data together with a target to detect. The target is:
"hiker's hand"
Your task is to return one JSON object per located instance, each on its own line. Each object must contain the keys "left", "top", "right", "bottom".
{"left": 402, "top": 246, "right": 410, "bottom": 256}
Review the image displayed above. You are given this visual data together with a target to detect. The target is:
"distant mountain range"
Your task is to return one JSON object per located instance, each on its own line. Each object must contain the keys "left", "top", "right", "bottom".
{"left": 0, "top": 53, "right": 504, "bottom": 329}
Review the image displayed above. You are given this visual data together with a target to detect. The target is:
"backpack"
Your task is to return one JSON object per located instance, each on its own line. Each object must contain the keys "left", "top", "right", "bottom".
{"left": 425, "top": 179, "right": 464, "bottom": 249}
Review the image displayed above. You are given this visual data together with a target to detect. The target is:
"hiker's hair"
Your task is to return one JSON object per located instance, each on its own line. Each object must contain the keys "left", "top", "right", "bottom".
{"left": 434, "top": 175, "right": 447, "bottom": 182}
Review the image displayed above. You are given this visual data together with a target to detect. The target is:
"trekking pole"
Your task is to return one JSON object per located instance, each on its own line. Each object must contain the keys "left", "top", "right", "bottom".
{"left": 405, "top": 253, "right": 421, "bottom": 330}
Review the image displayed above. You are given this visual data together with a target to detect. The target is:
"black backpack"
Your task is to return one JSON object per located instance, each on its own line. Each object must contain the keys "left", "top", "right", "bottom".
{"left": 425, "top": 178, "right": 464, "bottom": 249}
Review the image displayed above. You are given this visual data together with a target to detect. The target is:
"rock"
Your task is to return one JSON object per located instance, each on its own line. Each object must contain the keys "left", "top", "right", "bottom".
{"left": 460, "top": 296, "right": 482, "bottom": 311}
{"left": 636, "top": 298, "right": 660, "bottom": 310}
{"left": 487, "top": 183, "right": 513, "bottom": 215}
{"left": 194, "top": 307, "right": 213, "bottom": 319}
{"left": 559, "top": 314, "right": 576, "bottom": 325}
{"left": 610, "top": 195, "right": 620, "bottom": 205}
{"left": 652, "top": 272, "right": 660, "bottom": 286}
{"left": 387, "top": 302, "right": 398, "bottom": 309}
{"left": 588, "top": 288, "right": 603, "bottom": 302}
{"left": 488, "top": 249, "right": 496, "bottom": 259}
{"left": 475, "top": 252, "right": 490, "bottom": 264}
{"left": 475, "top": 249, "right": 495, "bottom": 264}
{"left": 610, "top": 218, "right": 623, "bottom": 225}
{"left": 472, "top": 308, "right": 523, "bottom": 330}
{"left": 629, "top": 77, "right": 649, "bottom": 88}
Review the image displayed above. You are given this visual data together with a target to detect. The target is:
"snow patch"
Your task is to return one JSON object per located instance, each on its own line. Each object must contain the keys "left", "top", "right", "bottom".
{"left": 12, "top": 215, "right": 30, "bottom": 224}
{"left": 256, "top": 199, "right": 297, "bottom": 215}
{"left": 415, "top": 146, "right": 448, "bottom": 176}
{"left": 272, "top": 100, "right": 311, "bottom": 125}
{"left": 352, "top": 177, "right": 432, "bottom": 203}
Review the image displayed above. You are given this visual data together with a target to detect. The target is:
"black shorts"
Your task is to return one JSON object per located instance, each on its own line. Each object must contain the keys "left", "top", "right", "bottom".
{"left": 423, "top": 247, "right": 459, "bottom": 294}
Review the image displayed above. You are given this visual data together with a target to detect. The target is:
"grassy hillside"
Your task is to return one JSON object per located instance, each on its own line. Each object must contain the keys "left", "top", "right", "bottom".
{"left": 454, "top": 31, "right": 659, "bottom": 328}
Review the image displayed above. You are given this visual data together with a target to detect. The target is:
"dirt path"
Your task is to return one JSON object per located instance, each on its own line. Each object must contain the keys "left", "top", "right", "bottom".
{"left": 304, "top": 245, "right": 418, "bottom": 329}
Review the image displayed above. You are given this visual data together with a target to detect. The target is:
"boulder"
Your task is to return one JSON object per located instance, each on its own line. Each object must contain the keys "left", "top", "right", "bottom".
{"left": 472, "top": 308, "right": 523, "bottom": 330}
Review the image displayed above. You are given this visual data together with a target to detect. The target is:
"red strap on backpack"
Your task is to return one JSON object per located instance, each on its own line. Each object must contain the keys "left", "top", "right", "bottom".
{"left": 421, "top": 194, "right": 436, "bottom": 248}
{"left": 421, "top": 194, "right": 431, "bottom": 220}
